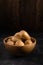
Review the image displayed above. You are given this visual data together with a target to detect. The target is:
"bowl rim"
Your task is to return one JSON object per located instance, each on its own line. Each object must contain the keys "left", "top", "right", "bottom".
{"left": 3, "top": 36, "right": 36, "bottom": 47}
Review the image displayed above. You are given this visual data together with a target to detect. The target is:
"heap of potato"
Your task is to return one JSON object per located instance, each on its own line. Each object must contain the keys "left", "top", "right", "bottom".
{"left": 6, "top": 30, "right": 34, "bottom": 46}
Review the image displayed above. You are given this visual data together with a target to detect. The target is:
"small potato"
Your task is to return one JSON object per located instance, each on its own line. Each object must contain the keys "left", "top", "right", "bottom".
{"left": 20, "top": 30, "right": 31, "bottom": 40}
{"left": 15, "top": 40, "right": 24, "bottom": 46}
{"left": 9, "top": 36, "right": 15, "bottom": 41}
{"left": 10, "top": 36, "right": 19, "bottom": 42}
{"left": 25, "top": 40, "right": 32, "bottom": 45}
{"left": 7, "top": 39, "right": 11, "bottom": 41}
{"left": 11, "top": 36, "right": 15, "bottom": 41}
{"left": 7, "top": 40, "right": 14, "bottom": 45}
{"left": 14, "top": 32, "right": 21, "bottom": 39}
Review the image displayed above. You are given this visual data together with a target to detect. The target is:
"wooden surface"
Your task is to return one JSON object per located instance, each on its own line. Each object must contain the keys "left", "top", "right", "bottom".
{"left": 0, "top": 0, "right": 43, "bottom": 31}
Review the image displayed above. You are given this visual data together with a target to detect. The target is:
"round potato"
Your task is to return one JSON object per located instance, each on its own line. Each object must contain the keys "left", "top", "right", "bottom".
{"left": 14, "top": 32, "right": 22, "bottom": 39}
{"left": 20, "top": 30, "right": 31, "bottom": 40}
{"left": 7, "top": 40, "right": 14, "bottom": 45}
{"left": 15, "top": 40, "right": 24, "bottom": 46}
{"left": 25, "top": 39, "right": 32, "bottom": 45}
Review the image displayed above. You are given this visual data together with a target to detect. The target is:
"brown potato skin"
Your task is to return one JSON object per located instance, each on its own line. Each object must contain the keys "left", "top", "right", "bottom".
{"left": 7, "top": 40, "right": 14, "bottom": 45}
{"left": 15, "top": 40, "right": 24, "bottom": 46}
{"left": 25, "top": 40, "right": 32, "bottom": 45}
{"left": 14, "top": 32, "right": 22, "bottom": 39}
{"left": 20, "top": 30, "right": 31, "bottom": 40}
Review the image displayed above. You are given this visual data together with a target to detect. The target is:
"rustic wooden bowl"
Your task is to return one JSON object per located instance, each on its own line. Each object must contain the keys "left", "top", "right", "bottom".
{"left": 3, "top": 36, "right": 36, "bottom": 56}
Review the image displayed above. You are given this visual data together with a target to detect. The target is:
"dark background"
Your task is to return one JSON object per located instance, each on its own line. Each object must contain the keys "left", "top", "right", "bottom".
{"left": 0, "top": 0, "right": 43, "bottom": 32}
{"left": 0, "top": 0, "right": 43, "bottom": 65}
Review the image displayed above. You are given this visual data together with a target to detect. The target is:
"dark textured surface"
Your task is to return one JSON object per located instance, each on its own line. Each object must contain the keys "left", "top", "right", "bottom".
{"left": 0, "top": 31, "right": 43, "bottom": 65}
{"left": 0, "top": 0, "right": 43, "bottom": 31}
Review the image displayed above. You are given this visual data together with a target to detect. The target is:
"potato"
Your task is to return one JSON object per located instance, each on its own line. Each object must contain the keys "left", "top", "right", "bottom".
{"left": 25, "top": 40, "right": 32, "bottom": 45}
{"left": 20, "top": 30, "right": 31, "bottom": 40}
{"left": 14, "top": 32, "right": 21, "bottom": 39}
{"left": 15, "top": 40, "right": 24, "bottom": 46}
{"left": 11, "top": 36, "right": 15, "bottom": 41}
{"left": 9, "top": 36, "right": 19, "bottom": 42}
{"left": 7, "top": 40, "right": 14, "bottom": 45}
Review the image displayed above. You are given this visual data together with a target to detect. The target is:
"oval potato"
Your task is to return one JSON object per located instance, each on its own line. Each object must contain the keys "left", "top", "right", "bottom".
{"left": 15, "top": 40, "right": 24, "bottom": 46}
{"left": 20, "top": 30, "right": 31, "bottom": 40}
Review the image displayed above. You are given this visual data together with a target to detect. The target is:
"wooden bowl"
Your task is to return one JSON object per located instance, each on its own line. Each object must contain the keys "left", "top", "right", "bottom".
{"left": 3, "top": 36, "right": 36, "bottom": 56}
